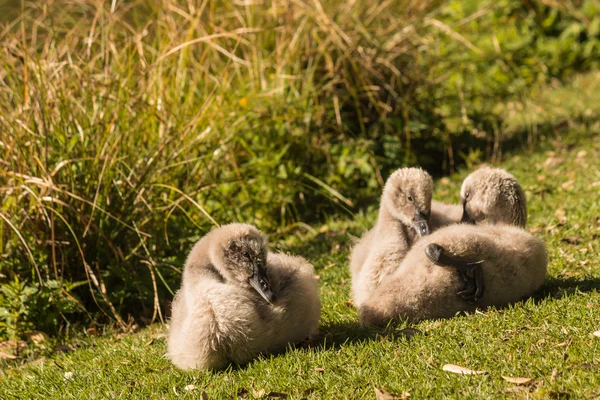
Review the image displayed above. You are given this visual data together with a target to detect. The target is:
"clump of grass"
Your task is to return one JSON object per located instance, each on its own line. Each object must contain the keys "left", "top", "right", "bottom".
{"left": 0, "top": 0, "right": 599, "bottom": 336}
{"left": 0, "top": 0, "right": 440, "bottom": 335}
{"left": 1, "top": 116, "right": 600, "bottom": 399}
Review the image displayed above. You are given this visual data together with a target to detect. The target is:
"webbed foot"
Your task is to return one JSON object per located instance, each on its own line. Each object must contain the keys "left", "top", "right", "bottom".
{"left": 425, "top": 243, "right": 485, "bottom": 303}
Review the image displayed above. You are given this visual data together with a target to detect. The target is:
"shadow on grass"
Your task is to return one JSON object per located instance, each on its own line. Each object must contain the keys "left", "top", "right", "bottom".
{"left": 535, "top": 275, "right": 600, "bottom": 300}
{"left": 295, "top": 320, "right": 423, "bottom": 352}
{"left": 279, "top": 228, "right": 357, "bottom": 258}
{"left": 307, "top": 275, "right": 600, "bottom": 349}
{"left": 232, "top": 275, "right": 600, "bottom": 373}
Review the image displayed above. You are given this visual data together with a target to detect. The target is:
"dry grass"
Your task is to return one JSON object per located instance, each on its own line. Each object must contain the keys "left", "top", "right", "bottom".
{"left": 0, "top": 0, "right": 598, "bottom": 336}
{"left": 0, "top": 0, "right": 442, "bottom": 333}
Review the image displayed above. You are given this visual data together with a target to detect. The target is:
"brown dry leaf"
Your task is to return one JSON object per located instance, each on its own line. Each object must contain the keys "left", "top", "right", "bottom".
{"left": 561, "top": 180, "right": 575, "bottom": 190}
{"left": 576, "top": 150, "right": 587, "bottom": 158}
{"left": 185, "top": 385, "right": 198, "bottom": 391}
{"left": 545, "top": 224, "right": 558, "bottom": 232}
{"left": 0, "top": 351, "right": 17, "bottom": 360}
{"left": 252, "top": 388, "right": 266, "bottom": 398}
{"left": 505, "top": 386, "right": 525, "bottom": 394}
{"left": 440, "top": 177, "right": 450, "bottom": 185}
{"left": 313, "top": 367, "right": 325, "bottom": 374}
{"left": 502, "top": 376, "right": 534, "bottom": 385}
{"left": 24, "top": 331, "right": 49, "bottom": 346}
{"left": 374, "top": 387, "right": 410, "bottom": 400}
{"left": 543, "top": 157, "right": 565, "bottom": 169}
{"left": 0, "top": 340, "right": 25, "bottom": 351}
{"left": 555, "top": 209, "right": 567, "bottom": 224}
{"left": 593, "top": 331, "right": 600, "bottom": 337}
{"left": 537, "top": 175, "right": 546, "bottom": 181}
{"left": 442, "top": 364, "right": 487, "bottom": 375}
{"left": 591, "top": 181, "right": 600, "bottom": 187}
{"left": 201, "top": 392, "right": 209, "bottom": 400}
{"left": 87, "top": 327, "right": 98, "bottom": 336}
{"left": 529, "top": 227, "right": 543, "bottom": 234}
{"left": 555, "top": 341, "right": 569, "bottom": 347}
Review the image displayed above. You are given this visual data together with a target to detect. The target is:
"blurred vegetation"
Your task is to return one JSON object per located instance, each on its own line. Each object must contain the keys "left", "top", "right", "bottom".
{"left": 0, "top": 0, "right": 599, "bottom": 338}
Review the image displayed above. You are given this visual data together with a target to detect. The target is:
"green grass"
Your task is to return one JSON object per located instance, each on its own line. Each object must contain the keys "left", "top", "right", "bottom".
{"left": 1, "top": 0, "right": 600, "bottom": 396}
{"left": 1, "top": 121, "right": 599, "bottom": 398}
{"left": 2, "top": 0, "right": 600, "bottom": 333}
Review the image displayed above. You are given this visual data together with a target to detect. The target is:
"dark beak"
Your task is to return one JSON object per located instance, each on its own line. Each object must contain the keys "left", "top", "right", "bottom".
{"left": 249, "top": 266, "right": 276, "bottom": 305}
{"left": 460, "top": 200, "right": 475, "bottom": 224}
{"left": 412, "top": 210, "right": 430, "bottom": 237}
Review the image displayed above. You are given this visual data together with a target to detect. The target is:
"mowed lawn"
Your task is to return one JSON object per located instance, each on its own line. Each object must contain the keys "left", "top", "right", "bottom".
{"left": 2, "top": 128, "right": 600, "bottom": 399}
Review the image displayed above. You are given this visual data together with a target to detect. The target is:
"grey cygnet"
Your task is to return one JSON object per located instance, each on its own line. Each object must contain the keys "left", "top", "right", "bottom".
{"left": 359, "top": 223, "right": 547, "bottom": 325}
{"left": 349, "top": 168, "right": 433, "bottom": 309}
{"left": 167, "top": 223, "right": 320, "bottom": 370}
{"left": 430, "top": 166, "right": 527, "bottom": 230}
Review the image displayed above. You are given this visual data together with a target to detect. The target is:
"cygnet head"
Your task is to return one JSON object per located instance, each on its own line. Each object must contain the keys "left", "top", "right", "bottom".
{"left": 382, "top": 168, "right": 433, "bottom": 236}
{"left": 210, "top": 223, "right": 275, "bottom": 304}
{"left": 460, "top": 167, "right": 527, "bottom": 227}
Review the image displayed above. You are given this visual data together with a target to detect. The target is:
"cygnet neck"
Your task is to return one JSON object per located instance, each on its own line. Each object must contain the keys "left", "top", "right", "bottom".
{"left": 374, "top": 203, "right": 414, "bottom": 247}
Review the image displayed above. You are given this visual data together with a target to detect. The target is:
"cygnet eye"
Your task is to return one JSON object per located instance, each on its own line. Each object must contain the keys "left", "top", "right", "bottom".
{"left": 407, "top": 194, "right": 413, "bottom": 202}
{"left": 465, "top": 192, "right": 470, "bottom": 200}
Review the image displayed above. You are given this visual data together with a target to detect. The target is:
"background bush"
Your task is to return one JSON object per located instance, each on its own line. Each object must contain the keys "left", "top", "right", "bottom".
{"left": 0, "top": 0, "right": 599, "bottom": 338}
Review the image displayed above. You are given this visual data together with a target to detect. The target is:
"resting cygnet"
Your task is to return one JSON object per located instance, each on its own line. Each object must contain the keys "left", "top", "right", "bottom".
{"left": 167, "top": 223, "right": 320, "bottom": 370}
{"left": 430, "top": 167, "right": 527, "bottom": 230}
{"left": 349, "top": 168, "right": 433, "bottom": 308}
{"left": 360, "top": 223, "right": 547, "bottom": 325}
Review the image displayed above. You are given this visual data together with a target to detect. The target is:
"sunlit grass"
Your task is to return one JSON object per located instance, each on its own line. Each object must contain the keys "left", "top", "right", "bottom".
{"left": 1, "top": 120, "right": 599, "bottom": 398}
{"left": 1, "top": 0, "right": 599, "bottom": 342}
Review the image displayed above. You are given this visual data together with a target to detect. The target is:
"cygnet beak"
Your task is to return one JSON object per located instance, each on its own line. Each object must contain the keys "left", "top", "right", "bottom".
{"left": 249, "top": 267, "right": 276, "bottom": 305}
{"left": 412, "top": 210, "right": 430, "bottom": 237}
{"left": 460, "top": 201, "right": 475, "bottom": 225}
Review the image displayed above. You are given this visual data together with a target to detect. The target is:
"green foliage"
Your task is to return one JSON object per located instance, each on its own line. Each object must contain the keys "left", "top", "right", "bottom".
{"left": 1, "top": 129, "right": 600, "bottom": 398}
{"left": 0, "top": 278, "right": 36, "bottom": 340}
{"left": 0, "top": 277, "right": 82, "bottom": 340}
{"left": 0, "top": 0, "right": 599, "bottom": 336}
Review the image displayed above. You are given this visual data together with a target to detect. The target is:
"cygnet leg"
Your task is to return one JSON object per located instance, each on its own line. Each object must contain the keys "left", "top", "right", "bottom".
{"left": 456, "top": 266, "right": 484, "bottom": 303}
{"left": 424, "top": 243, "right": 484, "bottom": 303}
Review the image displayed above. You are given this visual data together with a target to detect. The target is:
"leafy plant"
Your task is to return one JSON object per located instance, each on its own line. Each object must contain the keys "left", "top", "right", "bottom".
{"left": 0, "top": 0, "right": 598, "bottom": 337}
{"left": 0, "top": 277, "right": 82, "bottom": 341}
